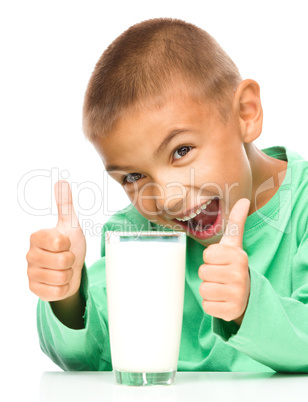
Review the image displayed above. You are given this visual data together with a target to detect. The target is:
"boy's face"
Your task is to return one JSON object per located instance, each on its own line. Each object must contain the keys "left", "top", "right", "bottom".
{"left": 94, "top": 94, "right": 252, "bottom": 246}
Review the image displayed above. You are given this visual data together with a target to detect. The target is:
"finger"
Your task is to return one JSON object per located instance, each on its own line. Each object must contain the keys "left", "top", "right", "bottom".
{"left": 220, "top": 198, "right": 250, "bottom": 248}
{"left": 202, "top": 300, "right": 231, "bottom": 320}
{"left": 203, "top": 244, "right": 237, "bottom": 265}
{"left": 198, "top": 263, "right": 234, "bottom": 284}
{"left": 28, "top": 267, "right": 73, "bottom": 286}
{"left": 28, "top": 248, "right": 75, "bottom": 270}
{"left": 199, "top": 282, "right": 229, "bottom": 302}
{"left": 54, "top": 180, "right": 80, "bottom": 235}
{"left": 30, "top": 229, "right": 71, "bottom": 252}
{"left": 29, "top": 281, "right": 70, "bottom": 302}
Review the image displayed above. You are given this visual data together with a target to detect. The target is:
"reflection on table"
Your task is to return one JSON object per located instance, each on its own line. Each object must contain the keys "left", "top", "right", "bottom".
{"left": 39, "top": 371, "right": 307, "bottom": 402}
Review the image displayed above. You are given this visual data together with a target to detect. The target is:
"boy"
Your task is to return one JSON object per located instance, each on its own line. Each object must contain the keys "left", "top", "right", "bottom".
{"left": 27, "top": 18, "right": 308, "bottom": 372}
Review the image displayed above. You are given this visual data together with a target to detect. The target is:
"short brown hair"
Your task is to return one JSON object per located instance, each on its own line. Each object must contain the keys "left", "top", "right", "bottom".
{"left": 83, "top": 18, "right": 242, "bottom": 141}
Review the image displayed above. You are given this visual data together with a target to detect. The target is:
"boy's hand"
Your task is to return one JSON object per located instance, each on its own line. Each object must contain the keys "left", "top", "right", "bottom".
{"left": 198, "top": 198, "right": 251, "bottom": 326}
{"left": 27, "top": 181, "right": 86, "bottom": 302}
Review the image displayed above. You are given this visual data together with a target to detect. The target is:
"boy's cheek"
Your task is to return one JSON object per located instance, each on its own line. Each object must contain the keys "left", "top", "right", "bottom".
{"left": 135, "top": 199, "right": 157, "bottom": 217}
{"left": 133, "top": 200, "right": 177, "bottom": 228}
{"left": 131, "top": 197, "right": 162, "bottom": 223}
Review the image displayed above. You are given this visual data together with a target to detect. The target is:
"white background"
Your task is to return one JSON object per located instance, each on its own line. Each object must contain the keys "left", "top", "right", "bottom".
{"left": 1, "top": 0, "right": 308, "bottom": 399}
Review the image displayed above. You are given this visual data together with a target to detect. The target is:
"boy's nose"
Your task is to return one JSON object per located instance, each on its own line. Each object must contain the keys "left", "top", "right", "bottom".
{"left": 152, "top": 180, "right": 187, "bottom": 216}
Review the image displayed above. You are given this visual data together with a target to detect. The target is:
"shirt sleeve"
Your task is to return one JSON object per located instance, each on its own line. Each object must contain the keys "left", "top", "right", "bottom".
{"left": 212, "top": 238, "right": 308, "bottom": 372}
{"left": 37, "top": 260, "right": 112, "bottom": 371}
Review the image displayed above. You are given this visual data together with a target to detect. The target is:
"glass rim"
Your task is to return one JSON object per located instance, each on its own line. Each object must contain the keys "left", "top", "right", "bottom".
{"left": 105, "top": 231, "right": 186, "bottom": 240}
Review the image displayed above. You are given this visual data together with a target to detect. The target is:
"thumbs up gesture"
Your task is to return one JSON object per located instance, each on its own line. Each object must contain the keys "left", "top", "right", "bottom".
{"left": 198, "top": 198, "right": 251, "bottom": 326}
{"left": 27, "top": 181, "right": 86, "bottom": 302}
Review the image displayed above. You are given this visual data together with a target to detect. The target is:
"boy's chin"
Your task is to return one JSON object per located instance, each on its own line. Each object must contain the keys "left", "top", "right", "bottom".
{"left": 156, "top": 222, "right": 224, "bottom": 246}
{"left": 173, "top": 220, "right": 225, "bottom": 246}
{"left": 189, "top": 232, "right": 223, "bottom": 246}
{"left": 146, "top": 219, "right": 224, "bottom": 240}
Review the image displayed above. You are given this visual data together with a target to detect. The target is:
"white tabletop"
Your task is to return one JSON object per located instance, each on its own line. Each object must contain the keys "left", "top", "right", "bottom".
{"left": 36, "top": 371, "right": 307, "bottom": 402}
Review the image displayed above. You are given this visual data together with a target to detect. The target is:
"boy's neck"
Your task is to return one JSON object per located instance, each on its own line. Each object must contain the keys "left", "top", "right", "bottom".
{"left": 245, "top": 143, "right": 288, "bottom": 215}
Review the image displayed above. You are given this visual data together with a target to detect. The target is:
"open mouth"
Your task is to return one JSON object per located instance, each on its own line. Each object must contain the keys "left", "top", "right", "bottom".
{"left": 172, "top": 197, "right": 222, "bottom": 240}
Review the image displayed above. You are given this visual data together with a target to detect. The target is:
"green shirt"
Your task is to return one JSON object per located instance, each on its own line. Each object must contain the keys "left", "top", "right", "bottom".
{"left": 37, "top": 146, "right": 308, "bottom": 372}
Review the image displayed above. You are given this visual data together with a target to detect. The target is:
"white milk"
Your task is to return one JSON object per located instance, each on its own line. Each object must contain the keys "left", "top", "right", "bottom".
{"left": 106, "top": 239, "right": 186, "bottom": 373}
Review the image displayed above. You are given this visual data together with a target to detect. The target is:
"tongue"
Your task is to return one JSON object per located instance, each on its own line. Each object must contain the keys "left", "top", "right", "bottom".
{"left": 188, "top": 198, "right": 219, "bottom": 231}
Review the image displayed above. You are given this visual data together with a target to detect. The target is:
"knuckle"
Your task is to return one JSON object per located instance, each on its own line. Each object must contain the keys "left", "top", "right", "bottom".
{"left": 210, "top": 244, "right": 220, "bottom": 253}
{"left": 53, "top": 270, "right": 64, "bottom": 285}
{"left": 223, "top": 305, "right": 233, "bottom": 322}
{"left": 57, "top": 253, "right": 70, "bottom": 269}
{"left": 27, "top": 266, "right": 33, "bottom": 280}
{"left": 53, "top": 233, "right": 70, "bottom": 251}
{"left": 233, "top": 270, "right": 243, "bottom": 283}
{"left": 53, "top": 285, "right": 68, "bottom": 299}
{"left": 202, "top": 300, "right": 210, "bottom": 314}
{"left": 28, "top": 281, "right": 38, "bottom": 296}
{"left": 203, "top": 244, "right": 217, "bottom": 259}
{"left": 243, "top": 253, "right": 249, "bottom": 266}
{"left": 59, "top": 269, "right": 73, "bottom": 284}
{"left": 236, "top": 248, "right": 248, "bottom": 265}
{"left": 198, "top": 264, "right": 206, "bottom": 279}
{"left": 56, "top": 270, "right": 67, "bottom": 284}
{"left": 29, "top": 232, "right": 37, "bottom": 245}
{"left": 52, "top": 234, "right": 64, "bottom": 251}
{"left": 199, "top": 282, "right": 205, "bottom": 297}
{"left": 67, "top": 251, "right": 75, "bottom": 266}
{"left": 26, "top": 250, "right": 32, "bottom": 263}
{"left": 30, "top": 229, "right": 45, "bottom": 245}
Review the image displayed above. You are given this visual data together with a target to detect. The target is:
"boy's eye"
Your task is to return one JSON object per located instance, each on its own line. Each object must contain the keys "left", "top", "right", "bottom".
{"left": 173, "top": 146, "right": 192, "bottom": 160}
{"left": 123, "top": 172, "right": 144, "bottom": 184}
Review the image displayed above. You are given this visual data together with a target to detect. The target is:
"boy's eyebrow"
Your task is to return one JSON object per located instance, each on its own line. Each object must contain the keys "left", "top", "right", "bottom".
{"left": 154, "top": 128, "right": 192, "bottom": 158}
{"left": 105, "top": 164, "right": 136, "bottom": 173}
{"left": 105, "top": 128, "right": 191, "bottom": 172}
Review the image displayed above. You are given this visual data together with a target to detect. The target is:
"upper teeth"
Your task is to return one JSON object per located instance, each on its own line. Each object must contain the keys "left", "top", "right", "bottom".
{"left": 175, "top": 198, "right": 216, "bottom": 222}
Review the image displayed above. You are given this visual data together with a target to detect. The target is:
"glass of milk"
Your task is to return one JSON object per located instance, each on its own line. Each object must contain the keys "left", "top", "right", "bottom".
{"left": 105, "top": 231, "right": 186, "bottom": 386}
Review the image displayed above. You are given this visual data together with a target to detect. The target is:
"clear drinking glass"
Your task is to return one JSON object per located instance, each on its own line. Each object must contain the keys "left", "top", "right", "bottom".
{"left": 105, "top": 231, "right": 186, "bottom": 386}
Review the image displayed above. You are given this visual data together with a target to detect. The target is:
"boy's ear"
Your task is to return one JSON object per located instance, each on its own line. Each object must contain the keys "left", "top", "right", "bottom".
{"left": 233, "top": 79, "right": 263, "bottom": 143}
